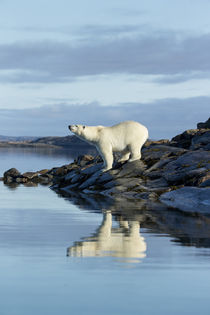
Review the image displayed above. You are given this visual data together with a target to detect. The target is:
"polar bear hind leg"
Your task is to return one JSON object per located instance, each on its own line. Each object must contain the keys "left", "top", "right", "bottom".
{"left": 118, "top": 150, "right": 130, "bottom": 163}
{"left": 128, "top": 144, "right": 141, "bottom": 162}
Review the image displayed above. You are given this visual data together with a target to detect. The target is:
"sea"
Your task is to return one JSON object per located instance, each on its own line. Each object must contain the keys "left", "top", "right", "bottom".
{"left": 0, "top": 147, "right": 210, "bottom": 315}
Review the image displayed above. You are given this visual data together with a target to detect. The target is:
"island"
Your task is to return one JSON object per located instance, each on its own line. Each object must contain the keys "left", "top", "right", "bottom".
{"left": 2, "top": 118, "right": 210, "bottom": 215}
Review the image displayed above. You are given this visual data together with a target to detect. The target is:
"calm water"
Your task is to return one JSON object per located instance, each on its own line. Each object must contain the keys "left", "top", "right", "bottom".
{"left": 0, "top": 148, "right": 210, "bottom": 315}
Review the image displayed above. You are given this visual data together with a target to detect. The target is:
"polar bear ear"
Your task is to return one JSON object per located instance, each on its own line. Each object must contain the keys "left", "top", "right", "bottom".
{"left": 83, "top": 126, "right": 86, "bottom": 129}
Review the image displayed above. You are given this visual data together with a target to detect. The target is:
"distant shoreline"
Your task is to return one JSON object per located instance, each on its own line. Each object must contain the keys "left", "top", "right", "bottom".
{"left": 0, "top": 134, "right": 94, "bottom": 150}
{"left": 0, "top": 141, "right": 93, "bottom": 149}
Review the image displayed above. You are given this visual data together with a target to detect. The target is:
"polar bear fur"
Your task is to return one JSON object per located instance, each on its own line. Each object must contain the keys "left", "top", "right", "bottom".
{"left": 68, "top": 121, "right": 148, "bottom": 172}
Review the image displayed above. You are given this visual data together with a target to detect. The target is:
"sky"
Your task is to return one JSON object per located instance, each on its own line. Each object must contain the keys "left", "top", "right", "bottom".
{"left": 0, "top": 0, "right": 210, "bottom": 139}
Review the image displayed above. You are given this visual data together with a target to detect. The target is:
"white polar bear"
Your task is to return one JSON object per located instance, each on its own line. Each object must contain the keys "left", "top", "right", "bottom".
{"left": 68, "top": 121, "right": 149, "bottom": 172}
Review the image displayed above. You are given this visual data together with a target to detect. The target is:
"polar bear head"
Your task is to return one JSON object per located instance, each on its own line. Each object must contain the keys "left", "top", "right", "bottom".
{"left": 68, "top": 124, "right": 103, "bottom": 143}
{"left": 68, "top": 124, "right": 86, "bottom": 137}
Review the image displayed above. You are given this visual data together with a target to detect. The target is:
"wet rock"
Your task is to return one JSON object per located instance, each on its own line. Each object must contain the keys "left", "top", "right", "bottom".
{"left": 38, "top": 174, "right": 54, "bottom": 185}
{"left": 160, "top": 187, "right": 210, "bottom": 214}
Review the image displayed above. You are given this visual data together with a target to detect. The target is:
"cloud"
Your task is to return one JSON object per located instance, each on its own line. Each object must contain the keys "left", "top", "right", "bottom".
{"left": 154, "top": 72, "right": 210, "bottom": 84}
{"left": 0, "top": 97, "right": 209, "bottom": 139}
{"left": 1, "top": 30, "right": 210, "bottom": 83}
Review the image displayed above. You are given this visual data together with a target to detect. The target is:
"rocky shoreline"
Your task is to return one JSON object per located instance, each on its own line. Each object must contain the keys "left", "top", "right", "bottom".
{"left": 1, "top": 118, "right": 210, "bottom": 214}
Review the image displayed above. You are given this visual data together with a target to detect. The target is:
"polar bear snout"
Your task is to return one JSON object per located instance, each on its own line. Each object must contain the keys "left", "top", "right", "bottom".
{"left": 68, "top": 125, "right": 86, "bottom": 133}
{"left": 68, "top": 125, "right": 76, "bottom": 132}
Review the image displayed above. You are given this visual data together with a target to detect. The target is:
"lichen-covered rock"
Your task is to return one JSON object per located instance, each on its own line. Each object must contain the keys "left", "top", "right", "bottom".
{"left": 142, "top": 145, "right": 185, "bottom": 167}
{"left": 162, "top": 151, "right": 210, "bottom": 185}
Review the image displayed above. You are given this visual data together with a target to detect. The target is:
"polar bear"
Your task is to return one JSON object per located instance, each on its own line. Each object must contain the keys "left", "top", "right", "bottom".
{"left": 68, "top": 121, "right": 148, "bottom": 172}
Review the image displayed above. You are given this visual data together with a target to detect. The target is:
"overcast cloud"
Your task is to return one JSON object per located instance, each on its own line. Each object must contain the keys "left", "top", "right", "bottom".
{"left": 1, "top": 30, "right": 210, "bottom": 84}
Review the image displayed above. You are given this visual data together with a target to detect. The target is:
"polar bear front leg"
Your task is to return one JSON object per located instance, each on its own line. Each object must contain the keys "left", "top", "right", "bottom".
{"left": 98, "top": 143, "right": 113, "bottom": 172}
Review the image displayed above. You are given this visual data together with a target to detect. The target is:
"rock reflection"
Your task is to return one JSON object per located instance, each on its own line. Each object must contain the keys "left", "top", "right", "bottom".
{"left": 67, "top": 211, "right": 146, "bottom": 261}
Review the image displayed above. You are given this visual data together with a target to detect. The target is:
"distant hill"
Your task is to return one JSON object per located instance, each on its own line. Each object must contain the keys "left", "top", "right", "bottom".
{"left": 0, "top": 135, "right": 38, "bottom": 142}
{"left": 31, "top": 135, "right": 93, "bottom": 148}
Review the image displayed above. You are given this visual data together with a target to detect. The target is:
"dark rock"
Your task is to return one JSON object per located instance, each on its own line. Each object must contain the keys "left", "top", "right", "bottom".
{"left": 171, "top": 129, "right": 199, "bottom": 148}
{"left": 81, "top": 164, "right": 103, "bottom": 176}
{"left": 114, "top": 160, "right": 146, "bottom": 177}
{"left": 95, "top": 172, "right": 114, "bottom": 184}
{"left": 71, "top": 173, "right": 85, "bottom": 184}
{"left": 4, "top": 168, "right": 21, "bottom": 178}
{"left": 15, "top": 177, "right": 28, "bottom": 183}
{"left": 198, "top": 172, "right": 210, "bottom": 187}
{"left": 4, "top": 176, "right": 14, "bottom": 184}
{"left": 171, "top": 129, "right": 210, "bottom": 150}
{"left": 190, "top": 130, "right": 210, "bottom": 150}
{"left": 52, "top": 166, "right": 70, "bottom": 176}
{"left": 65, "top": 170, "right": 79, "bottom": 181}
{"left": 197, "top": 117, "right": 210, "bottom": 129}
{"left": 22, "top": 171, "right": 39, "bottom": 179}
{"left": 75, "top": 154, "right": 95, "bottom": 167}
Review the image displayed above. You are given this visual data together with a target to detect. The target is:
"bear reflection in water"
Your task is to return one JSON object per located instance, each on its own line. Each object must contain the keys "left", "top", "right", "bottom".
{"left": 67, "top": 211, "right": 146, "bottom": 261}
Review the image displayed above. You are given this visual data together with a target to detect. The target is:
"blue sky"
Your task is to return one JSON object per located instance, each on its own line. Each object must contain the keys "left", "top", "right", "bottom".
{"left": 0, "top": 0, "right": 210, "bottom": 138}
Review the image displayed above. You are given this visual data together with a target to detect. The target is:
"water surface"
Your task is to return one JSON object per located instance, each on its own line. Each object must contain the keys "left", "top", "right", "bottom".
{"left": 0, "top": 148, "right": 210, "bottom": 315}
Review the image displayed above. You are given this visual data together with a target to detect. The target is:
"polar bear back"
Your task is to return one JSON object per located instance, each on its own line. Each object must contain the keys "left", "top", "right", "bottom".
{"left": 99, "top": 121, "right": 148, "bottom": 150}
